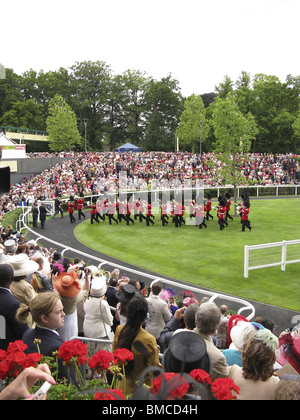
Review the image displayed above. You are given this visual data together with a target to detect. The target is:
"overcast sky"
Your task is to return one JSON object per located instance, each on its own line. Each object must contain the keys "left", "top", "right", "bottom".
{"left": 1, "top": 0, "right": 299, "bottom": 96}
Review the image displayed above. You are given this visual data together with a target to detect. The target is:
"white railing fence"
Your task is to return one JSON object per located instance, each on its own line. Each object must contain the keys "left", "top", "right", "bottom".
{"left": 244, "top": 239, "right": 300, "bottom": 278}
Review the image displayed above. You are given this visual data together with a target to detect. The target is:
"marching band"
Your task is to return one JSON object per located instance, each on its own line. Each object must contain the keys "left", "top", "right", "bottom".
{"left": 65, "top": 193, "right": 252, "bottom": 232}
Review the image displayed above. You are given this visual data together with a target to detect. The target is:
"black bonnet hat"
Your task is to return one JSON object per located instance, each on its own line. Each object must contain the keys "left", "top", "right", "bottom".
{"left": 162, "top": 331, "right": 211, "bottom": 374}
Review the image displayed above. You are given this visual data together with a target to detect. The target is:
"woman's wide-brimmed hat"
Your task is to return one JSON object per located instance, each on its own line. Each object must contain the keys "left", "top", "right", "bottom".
{"left": 115, "top": 284, "right": 136, "bottom": 302}
{"left": 90, "top": 275, "right": 107, "bottom": 297}
{"left": 55, "top": 271, "right": 81, "bottom": 298}
{"left": 162, "top": 331, "right": 211, "bottom": 374}
{"left": 9, "top": 254, "right": 39, "bottom": 277}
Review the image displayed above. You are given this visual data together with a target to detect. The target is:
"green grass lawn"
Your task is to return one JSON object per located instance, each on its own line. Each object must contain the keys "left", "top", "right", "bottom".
{"left": 75, "top": 198, "right": 300, "bottom": 311}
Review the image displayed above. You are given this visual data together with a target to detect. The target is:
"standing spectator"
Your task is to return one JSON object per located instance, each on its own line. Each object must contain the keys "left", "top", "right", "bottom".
{"left": 16, "top": 291, "right": 73, "bottom": 382}
{"left": 39, "top": 202, "right": 47, "bottom": 229}
{"left": 83, "top": 275, "right": 113, "bottom": 355}
{"left": 0, "top": 264, "right": 29, "bottom": 350}
{"left": 54, "top": 270, "right": 89, "bottom": 341}
{"left": 145, "top": 281, "right": 172, "bottom": 340}
{"left": 106, "top": 276, "right": 119, "bottom": 332}
{"left": 53, "top": 197, "right": 64, "bottom": 219}
{"left": 194, "top": 302, "right": 229, "bottom": 381}
{"left": 32, "top": 200, "right": 39, "bottom": 228}
{"left": 112, "top": 295, "right": 160, "bottom": 395}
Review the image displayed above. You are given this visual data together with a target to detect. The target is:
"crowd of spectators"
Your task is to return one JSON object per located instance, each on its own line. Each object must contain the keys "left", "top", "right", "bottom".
{"left": 0, "top": 224, "right": 299, "bottom": 399}
{"left": 0, "top": 151, "right": 300, "bottom": 223}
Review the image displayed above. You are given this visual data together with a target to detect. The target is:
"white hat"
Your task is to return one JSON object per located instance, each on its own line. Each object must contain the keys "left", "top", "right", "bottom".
{"left": 8, "top": 254, "right": 39, "bottom": 277}
{"left": 230, "top": 321, "right": 255, "bottom": 352}
{"left": 90, "top": 275, "right": 107, "bottom": 297}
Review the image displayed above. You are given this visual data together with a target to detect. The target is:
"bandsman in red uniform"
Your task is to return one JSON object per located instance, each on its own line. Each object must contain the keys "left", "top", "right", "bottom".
{"left": 90, "top": 197, "right": 99, "bottom": 224}
{"left": 68, "top": 196, "right": 76, "bottom": 224}
{"left": 205, "top": 194, "right": 214, "bottom": 221}
{"left": 225, "top": 192, "right": 233, "bottom": 221}
{"left": 76, "top": 192, "right": 85, "bottom": 220}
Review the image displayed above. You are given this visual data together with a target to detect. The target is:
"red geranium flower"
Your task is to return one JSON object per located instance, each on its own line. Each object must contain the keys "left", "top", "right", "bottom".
{"left": 58, "top": 339, "right": 87, "bottom": 366}
{"left": 189, "top": 369, "right": 211, "bottom": 385}
{"left": 0, "top": 350, "right": 7, "bottom": 362}
{"left": 88, "top": 350, "right": 114, "bottom": 372}
{"left": 94, "top": 388, "right": 125, "bottom": 400}
{"left": 151, "top": 372, "right": 190, "bottom": 399}
{"left": 22, "top": 353, "right": 44, "bottom": 370}
{"left": 113, "top": 348, "right": 134, "bottom": 366}
{"left": 7, "top": 340, "right": 28, "bottom": 354}
{"left": 211, "top": 377, "right": 240, "bottom": 400}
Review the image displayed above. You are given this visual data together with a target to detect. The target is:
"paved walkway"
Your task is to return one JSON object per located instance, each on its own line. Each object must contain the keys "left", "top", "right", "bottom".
{"left": 27, "top": 211, "right": 299, "bottom": 337}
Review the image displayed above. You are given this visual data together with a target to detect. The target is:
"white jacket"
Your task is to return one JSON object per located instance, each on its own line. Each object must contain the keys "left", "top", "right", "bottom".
{"left": 83, "top": 297, "right": 113, "bottom": 339}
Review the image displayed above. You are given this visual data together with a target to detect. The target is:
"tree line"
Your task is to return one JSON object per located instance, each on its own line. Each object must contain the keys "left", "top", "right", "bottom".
{"left": 0, "top": 61, "right": 299, "bottom": 153}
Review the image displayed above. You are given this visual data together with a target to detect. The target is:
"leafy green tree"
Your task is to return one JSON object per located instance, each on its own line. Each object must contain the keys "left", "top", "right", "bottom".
{"left": 211, "top": 94, "right": 258, "bottom": 210}
{"left": 293, "top": 104, "right": 300, "bottom": 143}
{"left": 70, "top": 60, "right": 112, "bottom": 150}
{"left": 177, "top": 94, "right": 208, "bottom": 153}
{"left": 215, "top": 75, "right": 234, "bottom": 98}
{"left": 143, "top": 75, "right": 183, "bottom": 151}
{"left": 0, "top": 99, "right": 45, "bottom": 130}
{"left": 46, "top": 94, "right": 81, "bottom": 151}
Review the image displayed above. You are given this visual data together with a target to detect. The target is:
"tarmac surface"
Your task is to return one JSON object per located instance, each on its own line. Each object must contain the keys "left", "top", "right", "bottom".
{"left": 27, "top": 210, "right": 300, "bottom": 338}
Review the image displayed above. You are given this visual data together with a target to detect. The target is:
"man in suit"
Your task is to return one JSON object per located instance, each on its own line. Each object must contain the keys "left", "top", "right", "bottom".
{"left": 145, "top": 281, "right": 172, "bottom": 340}
{"left": 106, "top": 276, "right": 119, "bottom": 332}
{"left": 0, "top": 264, "right": 29, "bottom": 350}
{"left": 32, "top": 200, "right": 39, "bottom": 228}
{"left": 39, "top": 202, "right": 47, "bottom": 229}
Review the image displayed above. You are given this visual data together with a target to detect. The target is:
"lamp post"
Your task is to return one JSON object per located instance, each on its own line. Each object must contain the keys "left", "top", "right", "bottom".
{"left": 199, "top": 120, "right": 203, "bottom": 155}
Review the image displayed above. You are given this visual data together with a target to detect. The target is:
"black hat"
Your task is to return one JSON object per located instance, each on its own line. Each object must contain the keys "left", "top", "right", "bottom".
{"left": 115, "top": 284, "right": 136, "bottom": 302}
{"left": 162, "top": 331, "right": 211, "bottom": 374}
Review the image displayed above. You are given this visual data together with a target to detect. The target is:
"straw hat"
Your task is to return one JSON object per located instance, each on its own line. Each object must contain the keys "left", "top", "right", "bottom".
{"left": 55, "top": 271, "right": 81, "bottom": 297}
{"left": 9, "top": 254, "right": 39, "bottom": 277}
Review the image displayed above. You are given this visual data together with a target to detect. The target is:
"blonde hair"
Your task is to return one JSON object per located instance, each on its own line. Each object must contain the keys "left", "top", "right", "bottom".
{"left": 16, "top": 291, "right": 61, "bottom": 324}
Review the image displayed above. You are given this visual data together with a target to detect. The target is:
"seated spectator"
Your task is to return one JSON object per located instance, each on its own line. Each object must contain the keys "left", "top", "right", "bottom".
{"left": 194, "top": 302, "right": 228, "bottom": 381}
{"left": 158, "top": 304, "right": 198, "bottom": 353}
{"left": 274, "top": 377, "right": 300, "bottom": 400}
{"left": 0, "top": 264, "right": 29, "bottom": 350}
{"left": 276, "top": 332, "right": 300, "bottom": 374}
{"left": 228, "top": 329, "right": 280, "bottom": 400}
{"left": 216, "top": 305, "right": 229, "bottom": 349}
{"left": 162, "top": 330, "right": 211, "bottom": 375}
{"left": 222, "top": 321, "right": 255, "bottom": 367}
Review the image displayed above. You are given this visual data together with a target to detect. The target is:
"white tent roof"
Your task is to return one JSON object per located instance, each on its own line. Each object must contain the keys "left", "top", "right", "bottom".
{"left": 0, "top": 132, "right": 16, "bottom": 145}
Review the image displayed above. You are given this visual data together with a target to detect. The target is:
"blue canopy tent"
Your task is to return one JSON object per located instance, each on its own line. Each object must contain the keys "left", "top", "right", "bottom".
{"left": 116, "top": 142, "right": 142, "bottom": 152}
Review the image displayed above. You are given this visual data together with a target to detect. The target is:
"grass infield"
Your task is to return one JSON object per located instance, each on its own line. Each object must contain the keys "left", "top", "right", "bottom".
{"left": 75, "top": 198, "right": 300, "bottom": 311}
